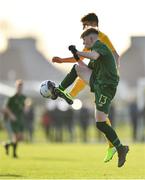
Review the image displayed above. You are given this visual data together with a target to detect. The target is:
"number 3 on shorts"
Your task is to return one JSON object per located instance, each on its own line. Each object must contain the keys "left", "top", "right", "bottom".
{"left": 99, "top": 94, "right": 108, "bottom": 105}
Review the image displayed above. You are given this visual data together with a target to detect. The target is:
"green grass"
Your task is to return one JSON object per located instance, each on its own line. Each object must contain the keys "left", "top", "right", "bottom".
{"left": 0, "top": 143, "right": 145, "bottom": 179}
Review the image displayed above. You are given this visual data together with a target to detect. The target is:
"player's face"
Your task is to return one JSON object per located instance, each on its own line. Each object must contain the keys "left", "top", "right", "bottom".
{"left": 16, "top": 83, "right": 23, "bottom": 94}
{"left": 83, "top": 35, "right": 93, "bottom": 49}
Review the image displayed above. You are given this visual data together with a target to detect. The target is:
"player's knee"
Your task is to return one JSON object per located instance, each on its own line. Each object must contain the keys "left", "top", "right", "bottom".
{"left": 75, "top": 64, "right": 84, "bottom": 75}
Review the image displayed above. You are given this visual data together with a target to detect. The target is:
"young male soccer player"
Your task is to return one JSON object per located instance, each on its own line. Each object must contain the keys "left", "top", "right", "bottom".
{"left": 52, "top": 13, "right": 119, "bottom": 163}
{"left": 52, "top": 28, "right": 129, "bottom": 167}
{"left": 52, "top": 13, "right": 119, "bottom": 98}
{"left": 4, "top": 79, "right": 26, "bottom": 158}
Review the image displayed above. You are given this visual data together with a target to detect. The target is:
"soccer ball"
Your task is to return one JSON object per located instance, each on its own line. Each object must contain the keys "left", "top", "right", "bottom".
{"left": 40, "top": 80, "right": 52, "bottom": 98}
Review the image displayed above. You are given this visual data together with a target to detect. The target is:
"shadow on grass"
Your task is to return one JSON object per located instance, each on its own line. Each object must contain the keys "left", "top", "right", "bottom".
{"left": 0, "top": 174, "right": 24, "bottom": 178}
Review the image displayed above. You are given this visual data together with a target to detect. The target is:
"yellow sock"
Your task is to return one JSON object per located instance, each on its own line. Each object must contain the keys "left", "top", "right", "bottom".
{"left": 70, "top": 78, "right": 86, "bottom": 98}
{"left": 106, "top": 117, "right": 114, "bottom": 148}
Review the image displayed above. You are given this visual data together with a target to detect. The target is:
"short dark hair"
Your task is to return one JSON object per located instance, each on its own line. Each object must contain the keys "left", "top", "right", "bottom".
{"left": 81, "top": 28, "right": 99, "bottom": 39}
{"left": 81, "top": 13, "right": 99, "bottom": 26}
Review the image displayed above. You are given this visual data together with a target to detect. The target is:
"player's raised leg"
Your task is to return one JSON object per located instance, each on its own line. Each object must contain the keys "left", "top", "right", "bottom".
{"left": 53, "top": 64, "right": 78, "bottom": 105}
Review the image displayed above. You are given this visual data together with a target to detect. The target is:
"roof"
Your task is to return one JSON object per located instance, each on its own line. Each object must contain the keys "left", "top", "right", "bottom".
{"left": 0, "top": 38, "right": 65, "bottom": 82}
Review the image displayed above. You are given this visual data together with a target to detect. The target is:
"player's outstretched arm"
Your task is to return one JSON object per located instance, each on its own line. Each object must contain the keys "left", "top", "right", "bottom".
{"left": 52, "top": 56, "right": 77, "bottom": 63}
{"left": 77, "top": 50, "right": 100, "bottom": 60}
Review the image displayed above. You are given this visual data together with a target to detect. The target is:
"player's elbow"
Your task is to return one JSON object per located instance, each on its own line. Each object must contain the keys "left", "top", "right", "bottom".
{"left": 91, "top": 51, "right": 100, "bottom": 60}
{"left": 92, "top": 54, "right": 100, "bottom": 60}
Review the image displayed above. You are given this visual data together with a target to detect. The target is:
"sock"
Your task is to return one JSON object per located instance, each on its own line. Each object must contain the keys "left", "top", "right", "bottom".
{"left": 96, "top": 122, "right": 122, "bottom": 150}
{"left": 106, "top": 118, "right": 114, "bottom": 148}
{"left": 59, "top": 65, "right": 77, "bottom": 90}
{"left": 5, "top": 141, "right": 13, "bottom": 155}
{"left": 13, "top": 142, "right": 18, "bottom": 156}
{"left": 70, "top": 78, "right": 86, "bottom": 97}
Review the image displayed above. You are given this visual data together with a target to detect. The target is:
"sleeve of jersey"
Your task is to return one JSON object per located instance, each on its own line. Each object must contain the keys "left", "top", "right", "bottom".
{"left": 95, "top": 44, "right": 108, "bottom": 56}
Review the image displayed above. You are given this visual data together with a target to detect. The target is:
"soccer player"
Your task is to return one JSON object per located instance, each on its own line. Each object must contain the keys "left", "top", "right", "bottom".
{"left": 52, "top": 13, "right": 119, "bottom": 97}
{"left": 52, "top": 28, "right": 129, "bottom": 167}
{"left": 4, "top": 79, "right": 26, "bottom": 158}
{"left": 52, "top": 13, "right": 119, "bottom": 163}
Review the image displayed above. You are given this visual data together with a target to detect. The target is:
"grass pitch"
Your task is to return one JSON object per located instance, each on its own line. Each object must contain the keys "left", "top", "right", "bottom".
{"left": 0, "top": 143, "right": 145, "bottom": 179}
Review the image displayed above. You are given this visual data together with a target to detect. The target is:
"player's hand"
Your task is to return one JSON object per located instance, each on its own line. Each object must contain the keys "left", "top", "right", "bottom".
{"left": 68, "top": 45, "right": 79, "bottom": 61}
{"left": 68, "top": 45, "right": 78, "bottom": 54}
{"left": 52, "top": 57, "right": 63, "bottom": 63}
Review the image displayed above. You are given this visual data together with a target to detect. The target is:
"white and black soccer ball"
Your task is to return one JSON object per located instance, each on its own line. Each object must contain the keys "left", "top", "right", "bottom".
{"left": 40, "top": 80, "right": 52, "bottom": 98}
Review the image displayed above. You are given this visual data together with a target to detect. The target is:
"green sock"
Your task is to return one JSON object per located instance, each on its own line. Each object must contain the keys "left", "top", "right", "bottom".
{"left": 96, "top": 122, "right": 122, "bottom": 150}
{"left": 60, "top": 65, "right": 77, "bottom": 90}
{"left": 13, "top": 142, "right": 18, "bottom": 156}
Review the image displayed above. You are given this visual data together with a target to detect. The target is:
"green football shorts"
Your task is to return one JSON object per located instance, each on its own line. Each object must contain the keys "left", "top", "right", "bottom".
{"left": 94, "top": 84, "right": 117, "bottom": 114}
{"left": 11, "top": 120, "right": 24, "bottom": 133}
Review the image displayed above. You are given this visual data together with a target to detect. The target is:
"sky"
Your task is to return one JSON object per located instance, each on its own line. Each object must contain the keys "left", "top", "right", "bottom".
{"left": 0, "top": 0, "right": 145, "bottom": 70}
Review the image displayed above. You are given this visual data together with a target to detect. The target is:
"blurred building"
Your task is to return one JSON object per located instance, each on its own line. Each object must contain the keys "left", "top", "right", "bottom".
{"left": 0, "top": 37, "right": 65, "bottom": 98}
{"left": 119, "top": 36, "right": 145, "bottom": 141}
{"left": 0, "top": 37, "right": 64, "bottom": 82}
{"left": 120, "top": 36, "right": 145, "bottom": 87}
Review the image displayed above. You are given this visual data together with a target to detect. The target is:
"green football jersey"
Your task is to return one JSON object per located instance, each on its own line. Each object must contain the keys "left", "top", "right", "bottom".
{"left": 88, "top": 40, "right": 119, "bottom": 92}
{"left": 6, "top": 94, "right": 26, "bottom": 120}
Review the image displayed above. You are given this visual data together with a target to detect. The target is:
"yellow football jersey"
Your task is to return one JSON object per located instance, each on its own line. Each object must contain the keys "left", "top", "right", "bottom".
{"left": 98, "top": 31, "right": 116, "bottom": 52}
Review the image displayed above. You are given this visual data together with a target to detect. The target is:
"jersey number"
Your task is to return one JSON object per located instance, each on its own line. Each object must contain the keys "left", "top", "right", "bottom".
{"left": 99, "top": 94, "right": 107, "bottom": 105}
